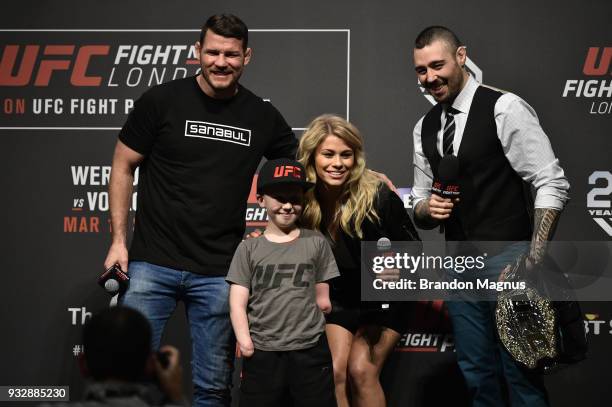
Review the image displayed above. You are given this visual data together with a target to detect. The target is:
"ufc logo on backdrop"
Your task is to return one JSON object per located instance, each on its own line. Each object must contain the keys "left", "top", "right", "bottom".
{"left": 583, "top": 47, "right": 612, "bottom": 76}
{"left": 0, "top": 44, "right": 109, "bottom": 86}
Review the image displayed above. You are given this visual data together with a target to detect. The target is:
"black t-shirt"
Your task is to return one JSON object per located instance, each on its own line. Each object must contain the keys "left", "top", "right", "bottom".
{"left": 119, "top": 76, "right": 297, "bottom": 275}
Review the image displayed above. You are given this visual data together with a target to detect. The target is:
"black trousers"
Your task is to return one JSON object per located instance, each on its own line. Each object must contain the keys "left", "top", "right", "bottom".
{"left": 239, "top": 333, "right": 336, "bottom": 407}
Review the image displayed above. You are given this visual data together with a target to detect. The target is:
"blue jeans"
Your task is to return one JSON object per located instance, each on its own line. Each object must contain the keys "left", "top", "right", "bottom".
{"left": 446, "top": 242, "right": 549, "bottom": 407}
{"left": 120, "top": 261, "right": 234, "bottom": 407}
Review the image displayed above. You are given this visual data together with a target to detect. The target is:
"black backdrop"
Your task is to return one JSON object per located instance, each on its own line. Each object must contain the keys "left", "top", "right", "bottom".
{"left": 1, "top": 0, "right": 611, "bottom": 405}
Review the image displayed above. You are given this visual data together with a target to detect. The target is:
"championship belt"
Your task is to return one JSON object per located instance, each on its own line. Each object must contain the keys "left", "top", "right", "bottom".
{"left": 495, "top": 254, "right": 559, "bottom": 371}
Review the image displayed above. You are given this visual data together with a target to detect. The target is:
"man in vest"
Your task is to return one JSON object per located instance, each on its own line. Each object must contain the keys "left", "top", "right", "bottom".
{"left": 409, "top": 26, "right": 569, "bottom": 406}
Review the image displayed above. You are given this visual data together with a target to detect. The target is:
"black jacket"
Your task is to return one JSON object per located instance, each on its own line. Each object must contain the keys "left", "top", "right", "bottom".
{"left": 328, "top": 183, "right": 421, "bottom": 303}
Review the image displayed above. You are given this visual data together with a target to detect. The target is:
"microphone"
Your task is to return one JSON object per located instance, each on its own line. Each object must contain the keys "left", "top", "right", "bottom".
{"left": 98, "top": 264, "right": 130, "bottom": 297}
{"left": 431, "top": 155, "right": 460, "bottom": 199}
{"left": 377, "top": 237, "right": 391, "bottom": 252}
{"left": 376, "top": 237, "right": 392, "bottom": 310}
{"left": 431, "top": 155, "right": 460, "bottom": 233}
{"left": 104, "top": 279, "right": 120, "bottom": 295}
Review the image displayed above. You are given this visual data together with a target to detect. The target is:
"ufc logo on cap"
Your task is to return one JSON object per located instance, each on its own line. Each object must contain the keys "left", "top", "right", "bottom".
{"left": 273, "top": 165, "right": 302, "bottom": 179}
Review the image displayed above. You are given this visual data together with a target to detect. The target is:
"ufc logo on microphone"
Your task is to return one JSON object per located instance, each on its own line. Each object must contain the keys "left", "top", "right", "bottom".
{"left": 273, "top": 165, "right": 302, "bottom": 179}
{"left": 0, "top": 44, "right": 110, "bottom": 86}
{"left": 446, "top": 185, "right": 459, "bottom": 193}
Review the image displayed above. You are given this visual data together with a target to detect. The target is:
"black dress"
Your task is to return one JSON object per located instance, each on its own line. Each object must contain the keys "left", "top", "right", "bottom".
{"left": 324, "top": 183, "right": 421, "bottom": 334}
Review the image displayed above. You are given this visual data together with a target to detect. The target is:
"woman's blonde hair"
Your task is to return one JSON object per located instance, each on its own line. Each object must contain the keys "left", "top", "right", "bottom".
{"left": 297, "top": 114, "right": 380, "bottom": 238}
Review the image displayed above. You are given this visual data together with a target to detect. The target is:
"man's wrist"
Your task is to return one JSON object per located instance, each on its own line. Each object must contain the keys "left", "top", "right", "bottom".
{"left": 528, "top": 207, "right": 561, "bottom": 265}
{"left": 110, "top": 234, "right": 128, "bottom": 246}
{"left": 414, "top": 200, "right": 439, "bottom": 229}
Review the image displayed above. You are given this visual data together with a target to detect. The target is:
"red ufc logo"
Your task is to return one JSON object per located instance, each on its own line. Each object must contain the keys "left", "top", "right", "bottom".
{"left": 0, "top": 44, "right": 109, "bottom": 86}
{"left": 583, "top": 47, "right": 612, "bottom": 76}
{"left": 273, "top": 165, "right": 301, "bottom": 178}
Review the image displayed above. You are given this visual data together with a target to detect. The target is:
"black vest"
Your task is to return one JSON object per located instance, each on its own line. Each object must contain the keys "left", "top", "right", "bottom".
{"left": 421, "top": 86, "right": 532, "bottom": 241}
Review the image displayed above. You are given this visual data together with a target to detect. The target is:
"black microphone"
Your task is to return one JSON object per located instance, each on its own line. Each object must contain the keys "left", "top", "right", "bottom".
{"left": 431, "top": 155, "right": 460, "bottom": 233}
{"left": 431, "top": 155, "right": 460, "bottom": 199}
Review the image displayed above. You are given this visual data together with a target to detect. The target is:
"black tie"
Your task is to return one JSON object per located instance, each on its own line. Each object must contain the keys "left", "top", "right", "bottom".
{"left": 442, "top": 107, "right": 458, "bottom": 155}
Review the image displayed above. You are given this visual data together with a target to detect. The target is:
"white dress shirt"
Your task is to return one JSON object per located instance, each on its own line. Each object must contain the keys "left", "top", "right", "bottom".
{"left": 410, "top": 75, "right": 570, "bottom": 210}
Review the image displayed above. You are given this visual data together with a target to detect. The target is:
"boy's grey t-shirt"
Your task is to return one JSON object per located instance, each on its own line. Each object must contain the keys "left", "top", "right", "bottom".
{"left": 226, "top": 228, "right": 340, "bottom": 351}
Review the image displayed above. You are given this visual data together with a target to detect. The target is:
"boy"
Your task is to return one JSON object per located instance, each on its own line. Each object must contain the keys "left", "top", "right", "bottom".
{"left": 226, "top": 158, "right": 339, "bottom": 407}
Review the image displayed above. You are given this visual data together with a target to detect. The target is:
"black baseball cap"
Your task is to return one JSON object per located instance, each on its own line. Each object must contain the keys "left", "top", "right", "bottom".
{"left": 257, "top": 158, "right": 315, "bottom": 194}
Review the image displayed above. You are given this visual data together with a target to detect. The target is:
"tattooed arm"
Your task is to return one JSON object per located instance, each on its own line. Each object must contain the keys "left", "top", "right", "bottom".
{"left": 527, "top": 208, "right": 561, "bottom": 267}
{"left": 493, "top": 94, "right": 569, "bottom": 266}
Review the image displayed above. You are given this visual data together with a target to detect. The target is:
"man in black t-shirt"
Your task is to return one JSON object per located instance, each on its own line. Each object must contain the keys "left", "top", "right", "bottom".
{"left": 103, "top": 14, "right": 297, "bottom": 407}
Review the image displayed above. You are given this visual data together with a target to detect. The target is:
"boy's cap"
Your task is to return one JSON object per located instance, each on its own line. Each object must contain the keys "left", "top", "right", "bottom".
{"left": 257, "top": 158, "right": 315, "bottom": 194}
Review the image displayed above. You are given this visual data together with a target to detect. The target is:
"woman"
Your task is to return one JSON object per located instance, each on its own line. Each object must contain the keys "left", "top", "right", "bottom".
{"left": 297, "top": 114, "right": 420, "bottom": 407}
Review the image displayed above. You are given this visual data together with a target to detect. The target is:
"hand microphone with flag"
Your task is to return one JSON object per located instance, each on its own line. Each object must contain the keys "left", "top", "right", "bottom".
{"left": 431, "top": 155, "right": 460, "bottom": 199}
{"left": 431, "top": 155, "right": 460, "bottom": 233}
{"left": 98, "top": 264, "right": 130, "bottom": 306}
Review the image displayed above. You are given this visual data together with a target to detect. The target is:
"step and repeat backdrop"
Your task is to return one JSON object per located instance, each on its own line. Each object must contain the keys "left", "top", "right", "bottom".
{"left": 1, "top": 0, "right": 610, "bottom": 405}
